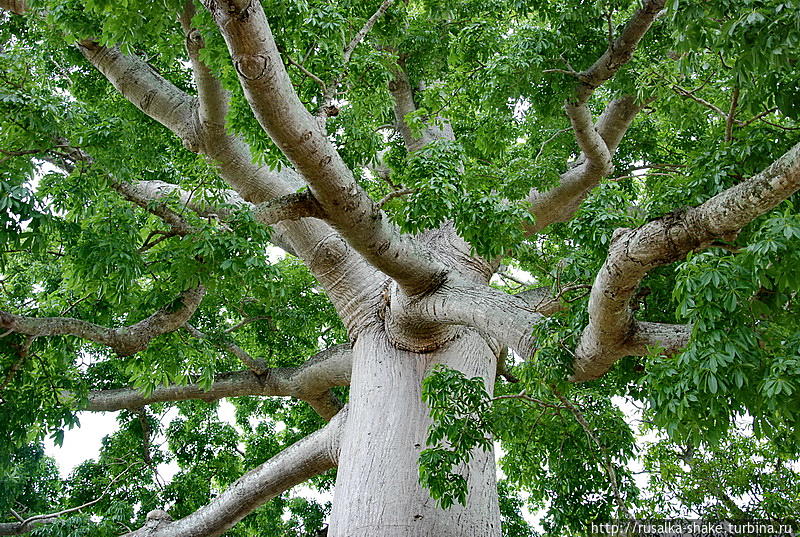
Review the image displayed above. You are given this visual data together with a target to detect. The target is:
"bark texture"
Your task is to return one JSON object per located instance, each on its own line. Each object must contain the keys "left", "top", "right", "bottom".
{"left": 201, "top": 0, "right": 449, "bottom": 296}
{"left": 329, "top": 326, "right": 501, "bottom": 537}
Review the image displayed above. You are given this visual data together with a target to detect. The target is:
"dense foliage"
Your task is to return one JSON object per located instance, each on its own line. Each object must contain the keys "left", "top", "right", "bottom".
{"left": 1, "top": 0, "right": 799, "bottom": 535}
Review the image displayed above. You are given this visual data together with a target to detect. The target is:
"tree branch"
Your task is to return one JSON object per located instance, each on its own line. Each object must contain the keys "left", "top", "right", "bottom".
{"left": 387, "top": 66, "right": 455, "bottom": 152}
{"left": 316, "top": 0, "right": 397, "bottom": 120}
{"left": 0, "top": 286, "right": 205, "bottom": 356}
{"left": 77, "top": 41, "right": 203, "bottom": 152}
{"left": 342, "top": 0, "right": 396, "bottom": 64}
{"left": 202, "top": 0, "right": 447, "bottom": 295}
{"left": 79, "top": 344, "right": 352, "bottom": 420}
{"left": 527, "top": 0, "right": 666, "bottom": 233}
{"left": 574, "top": 0, "right": 666, "bottom": 103}
{"left": 121, "top": 407, "right": 346, "bottom": 537}
{"left": 552, "top": 391, "right": 634, "bottom": 522}
{"left": 184, "top": 322, "right": 265, "bottom": 375}
{"left": 387, "top": 276, "right": 554, "bottom": 360}
{"left": 572, "top": 141, "right": 800, "bottom": 381}
{"left": 526, "top": 96, "right": 649, "bottom": 233}
{"left": 0, "top": 0, "right": 26, "bottom": 16}
{"left": 564, "top": 101, "right": 612, "bottom": 176}
{"left": 10, "top": 3, "right": 389, "bottom": 346}
{"left": 0, "top": 462, "right": 141, "bottom": 535}
{"left": 180, "top": 1, "right": 230, "bottom": 131}
{"left": 253, "top": 190, "right": 325, "bottom": 226}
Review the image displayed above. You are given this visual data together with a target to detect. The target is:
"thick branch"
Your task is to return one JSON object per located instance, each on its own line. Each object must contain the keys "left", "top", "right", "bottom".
{"left": 60, "top": 13, "right": 382, "bottom": 323}
{"left": 527, "top": 0, "right": 666, "bottom": 233}
{"left": 118, "top": 179, "right": 248, "bottom": 219}
{"left": 180, "top": 2, "right": 230, "bottom": 131}
{"left": 527, "top": 96, "right": 648, "bottom": 233}
{"left": 575, "top": 0, "right": 666, "bottom": 103}
{"left": 202, "top": 0, "right": 446, "bottom": 295}
{"left": 0, "top": 0, "right": 26, "bottom": 15}
{"left": 122, "top": 408, "right": 346, "bottom": 537}
{"left": 253, "top": 191, "right": 325, "bottom": 226}
{"left": 82, "top": 344, "right": 352, "bottom": 420}
{"left": 0, "top": 286, "right": 205, "bottom": 356}
{"left": 77, "top": 41, "right": 202, "bottom": 152}
{"left": 564, "top": 101, "right": 612, "bottom": 176}
{"left": 388, "top": 67, "right": 455, "bottom": 152}
{"left": 388, "top": 276, "right": 552, "bottom": 360}
{"left": 112, "top": 180, "right": 198, "bottom": 236}
{"left": 572, "top": 142, "right": 800, "bottom": 381}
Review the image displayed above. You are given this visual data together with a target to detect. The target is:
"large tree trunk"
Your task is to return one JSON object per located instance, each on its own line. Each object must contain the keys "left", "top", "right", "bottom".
{"left": 329, "top": 324, "right": 502, "bottom": 537}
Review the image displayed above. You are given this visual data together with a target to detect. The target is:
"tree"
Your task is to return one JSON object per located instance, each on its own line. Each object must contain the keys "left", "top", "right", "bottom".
{"left": 1, "top": 0, "right": 799, "bottom": 535}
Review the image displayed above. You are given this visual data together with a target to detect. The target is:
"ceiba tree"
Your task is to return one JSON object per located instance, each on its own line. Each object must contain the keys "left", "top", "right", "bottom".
{"left": 1, "top": 0, "right": 799, "bottom": 535}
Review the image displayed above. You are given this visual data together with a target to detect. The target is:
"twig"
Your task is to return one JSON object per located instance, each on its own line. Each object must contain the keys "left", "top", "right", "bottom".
{"left": 534, "top": 127, "right": 571, "bottom": 162}
{"left": 285, "top": 55, "right": 327, "bottom": 90}
{"left": 725, "top": 86, "right": 740, "bottom": 142}
{"left": 552, "top": 389, "right": 634, "bottom": 522}
{"left": 738, "top": 107, "right": 778, "bottom": 128}
{"left": 492, "top": 393, "right": 569, "bottom": 411}
{"left": 758, "top": 118, "right": 800, "bottom": 131}
{"left": 342, "top": 0, "right": 396, "bottom": 64}
{"left": 317, "top": 0, "right": 396, "bottom": 120}
{"left": 554, "top": 283, "right": 592, "bottom": 303}
{"left": 378, "top": 188, "right": 416, "bottom": 207}
{"left": 11, "top": 461, "right": 142, "bottom": 529}
{"left": 184, "top": 323, "right": 266, "bottom": 375}
{"left": 223, "top": 315, "right": 272, "bottom": 334}
{"left": 60, "top": 294, "right": 91, "bottom": 316}
{"left": 670, "top": 83, "right": 727, "bottom": 119}
{"left": 542, "top": 68, "right": 580, "bottom": 77}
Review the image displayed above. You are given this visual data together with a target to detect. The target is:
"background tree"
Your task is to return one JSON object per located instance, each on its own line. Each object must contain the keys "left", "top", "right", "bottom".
{"left": 1, "top": 0, "right": 799, "bottom": 535}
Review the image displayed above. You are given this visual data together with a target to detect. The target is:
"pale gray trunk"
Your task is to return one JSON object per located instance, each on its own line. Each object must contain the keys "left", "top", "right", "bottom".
{"left": 329, "top": 325, "right": 501, "bottom": 537}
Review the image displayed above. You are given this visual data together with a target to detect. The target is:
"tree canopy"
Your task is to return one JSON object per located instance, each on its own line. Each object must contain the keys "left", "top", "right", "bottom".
{"left": 1, "top": 0, "right": 799, "bottom": 535}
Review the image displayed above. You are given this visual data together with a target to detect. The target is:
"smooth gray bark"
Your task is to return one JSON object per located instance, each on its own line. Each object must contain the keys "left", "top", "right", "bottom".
{"left": 201, "top": 0, "right": 449, "bottom": 296}
{"left": 329, "top": 326, "right": 501, "bottom": 537}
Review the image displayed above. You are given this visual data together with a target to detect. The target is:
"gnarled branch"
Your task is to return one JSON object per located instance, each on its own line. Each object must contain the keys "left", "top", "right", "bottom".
{"left": 80, "top": 344, "right": 352, "bottom": 420}
{"left": 528, "top": 0, "right": 667, "bottom": 233}
{"left": 572, "top": 142, "right": 800, "bottom": 381}
{"left": 253, "top": 191, "right": 325, "bottom": 226}
{"left": 0, "top": 286, "right": 205, "bottom": 356}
